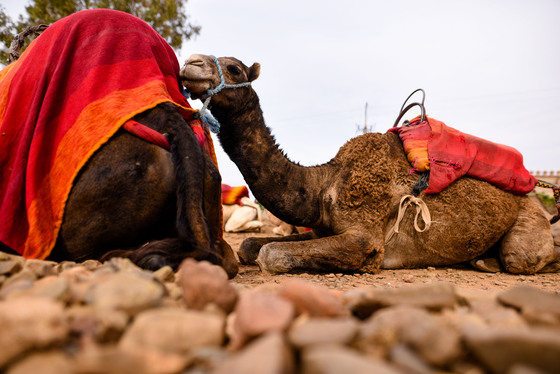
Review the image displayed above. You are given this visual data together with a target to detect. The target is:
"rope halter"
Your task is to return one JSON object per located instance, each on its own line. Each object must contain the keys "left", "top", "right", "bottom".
{"left": 188, "top": 55, "right": 252, "bottom": 134}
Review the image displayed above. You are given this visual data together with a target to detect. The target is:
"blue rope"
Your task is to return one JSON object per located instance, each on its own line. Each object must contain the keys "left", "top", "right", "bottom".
{"left": 187, "top": 55, "right": 252, "bottom": 134}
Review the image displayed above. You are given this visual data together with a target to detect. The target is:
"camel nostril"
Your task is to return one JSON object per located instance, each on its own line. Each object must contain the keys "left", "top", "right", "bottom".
{"left": 186, "top": 60, "right": 204, "bottom": 67}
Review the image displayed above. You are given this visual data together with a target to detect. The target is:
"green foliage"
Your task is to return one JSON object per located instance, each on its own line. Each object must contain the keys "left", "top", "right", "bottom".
{"left": 536, "top": 191, "right": 556, "bottom": 207}
{"left": 0, "top": 6, "right": 17, "bottom": 64}
{"left": 0, "top": 0, "right": 199, "bottom": 65}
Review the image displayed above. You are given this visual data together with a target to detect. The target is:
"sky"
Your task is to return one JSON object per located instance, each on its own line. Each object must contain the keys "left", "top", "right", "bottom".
{"left": 3, "top": 0, "right": 560, "bottom": 193}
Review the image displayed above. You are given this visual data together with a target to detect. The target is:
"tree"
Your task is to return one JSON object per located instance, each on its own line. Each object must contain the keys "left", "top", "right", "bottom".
{"left": 0, "top": 0, "right": 200, "bottom": 65}
{"left": 0, "top": 6, "right": 18, "bottom": 64}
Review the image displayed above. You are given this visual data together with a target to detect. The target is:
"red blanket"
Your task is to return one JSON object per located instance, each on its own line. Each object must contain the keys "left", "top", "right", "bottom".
{"left": 0, "top": 9, "right": 217, "bottom": 259}
{"left": 389, "top": 117, "right": 537, "bottom": 195}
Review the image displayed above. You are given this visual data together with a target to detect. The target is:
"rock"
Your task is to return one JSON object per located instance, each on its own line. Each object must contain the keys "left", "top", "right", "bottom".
{"left": 389, "top": 344, "right": 434, "bottom": 374}
{"left": 288, "top": 317, "right": 359, "bottom": 348}
{"left": 119, "top": 307, "right": 225, "bottom": 355}
{"left": 213, "top": 332, "right": 295, "bottom": 374}
{"left": 0, "top": 260, "right": 22, "bottom": 276}
{"left": 464, "top": 327, "right": 560, "bottom": 374}
{"left": 24, "top": 259, "right": 57, "bottom": 278}
{"left": 6, "top": 275, "right": 70, "bottom": 302}
{"left": 0, "top": 297, "right": 68, "bottom": 368}
{"left": 230, "top": 290, "right": 295, "bottom": 349}
{"left": 5, "top": 351, "right": 72, "bottom": 374}
{"left": 498, "top": 285, "right": 560, "bottom": 326}
{"left": 73, "top": 345, "right": 188, "bottom": 374}
{"left": 2, "top": 268, "right": 37, "bottom": 289}
{"left": 357, "top": 305, "right": 461, "bottom": 367}
{"left": 345, "top": 282, "right": 460, "bottom": 319}
{"left": 179, "top": 258, "right": 238, "bottom": 314}
{"left": 152, "top": 265, "right": 174, "bottom": 283}
{"left": 84, "top": 271, "right": 164, "bottom": 315}
{"left": 278, "top": 279, "right": 349, "bottom": 317}
{"left": 469, "top": 299, "right": 529, "bottom": 329}
{"left": 301, "top": 344, "right": 402, "bottom": 374}
{"left": 0, "top": 278, "right": 34, "bottom": 299}
{"left": 66, "top": 305, "right": 128, "bottom": 342}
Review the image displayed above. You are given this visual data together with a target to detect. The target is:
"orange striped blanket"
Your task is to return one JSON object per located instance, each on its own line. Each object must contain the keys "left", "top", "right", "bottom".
{"left": 0, "top": 9, "right": 217, "bottom": 259}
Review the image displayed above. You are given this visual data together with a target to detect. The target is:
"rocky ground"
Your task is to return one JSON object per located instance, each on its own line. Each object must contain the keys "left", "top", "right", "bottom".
{"left": 0, "top": 232, "right": 559, "bottom": 374}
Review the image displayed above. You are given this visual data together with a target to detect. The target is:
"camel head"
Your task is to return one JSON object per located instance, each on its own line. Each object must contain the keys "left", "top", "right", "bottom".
{"left": 180, "top": 54, "right": 260, "bottom": 107}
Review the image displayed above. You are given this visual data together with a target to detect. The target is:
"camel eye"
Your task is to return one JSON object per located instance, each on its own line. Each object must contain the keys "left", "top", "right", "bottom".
{"left": 227, "top": 65, "right": 241, "bottom": 75}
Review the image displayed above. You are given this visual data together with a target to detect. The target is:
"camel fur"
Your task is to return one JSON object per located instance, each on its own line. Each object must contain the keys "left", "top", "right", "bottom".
{"left": 180, "top": 54, "right": 559, "bottom": 275}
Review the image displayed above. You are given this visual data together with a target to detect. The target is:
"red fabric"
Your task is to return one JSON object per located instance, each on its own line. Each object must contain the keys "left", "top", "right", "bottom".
{"left": 388, "top": 117, "right": 537, "bottom": 195}
{"left": 0, "top": 9, "right": 218, "bottom": 259}
{"left": 221, "top": 184, "right": 249, "bottom": 205}
{"left": 123, "top": 120, "right": 171, "bottom": 150}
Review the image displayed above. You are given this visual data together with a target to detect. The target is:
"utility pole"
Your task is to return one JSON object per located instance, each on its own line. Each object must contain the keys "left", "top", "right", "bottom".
{"left": 363, "top": 102, "right": 368, "bottom": 134}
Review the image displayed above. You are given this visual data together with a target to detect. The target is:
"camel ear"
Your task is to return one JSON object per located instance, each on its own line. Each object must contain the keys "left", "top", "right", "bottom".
{"left": 248, "top": 63, "right": 260, "bottom": 82}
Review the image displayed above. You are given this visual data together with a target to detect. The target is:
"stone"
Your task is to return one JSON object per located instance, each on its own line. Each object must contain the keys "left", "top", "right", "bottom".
{"left": 301, "top": 344, "right": 402, "bottom": 374}
{"left": 0, "top": 260, "right": 22, "bottom": 276}
{"left": 464, "top": 327, "right": 560, "bottom": 374}
{"left": 73, "top": 345, "right": 188, "bottom": 374}
{"left": 2, "top": 268, "right": 37, "bottom": 289}
{"left": 66, "top": 305, "right": 128, "bottom": 342}
{"left": 0, "top": 297, "right": 69, "bottom": 368}
{"left": 5, "top": 351, "right": 72, "bottom": 374}
{"left": 498, "top": 285, "right": 560, "bottom": 326}
{"left": 213, "top": 332, "right": 295, "bottom": 374}
{"left": 345, "top": 282, "right": 460, "bottom": 319}
{"left": 278, "top": 279, "right": 349, "bottom": 317}
{"left": 152, "top": 265, "right": 174, "bottom": 283}
{"left": 389, "top": 344, "right": 434, "bottom": 374}
{"left": 119, "top": 307, "right": 225, "bottom": 354}
{"left": 84, "top": 271, "right": 164, "bottom": 315}
{"left": 230, "top": 290, "right": 295, "bottom": 349}
{"left": 288, "top": 317, "right": 359, "bottom": 348}
{"left": 469, "top": 299, "right": 528, "bottom": 329}
{"left": 6, "top": 275, "right": 70, "bottom": 302}
{"left": 24, "top": 259, "right": 57, "bottom": 278}
{"left": 0, "top": 278, "right": 34, "bottom": 299}
{"left": 179, "top": 258, "right": 238, "bottom": 314}
{"left": 357, "top": 305, "right": 461, "bottom": 367}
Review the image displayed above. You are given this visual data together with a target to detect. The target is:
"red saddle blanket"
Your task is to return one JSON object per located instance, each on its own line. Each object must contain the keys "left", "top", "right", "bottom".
{"left": 388, "top": 117, "right": 537, "bottom": 195}
{"left": 0, "top": 9, "right": 217, "bottom": 259}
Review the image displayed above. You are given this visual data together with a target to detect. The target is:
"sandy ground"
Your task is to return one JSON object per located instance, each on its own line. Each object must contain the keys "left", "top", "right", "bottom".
{"left": 224, "top": 232, "right": 560, "bottom": 295}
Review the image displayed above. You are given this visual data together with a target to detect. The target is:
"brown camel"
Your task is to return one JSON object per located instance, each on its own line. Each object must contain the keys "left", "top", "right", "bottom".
{"left": 0, "top": 12, "right": 237, "bottom": 278}
{"left": 180, "top": 54, "right": 559, "bottom": 275}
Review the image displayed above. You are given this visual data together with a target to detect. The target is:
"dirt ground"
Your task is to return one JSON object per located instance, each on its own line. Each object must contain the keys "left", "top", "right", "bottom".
{"left": 224, "top": 232, "right": 560, "bottom": 295}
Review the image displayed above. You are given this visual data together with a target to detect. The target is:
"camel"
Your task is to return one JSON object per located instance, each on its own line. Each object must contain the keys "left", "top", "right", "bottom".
{"left": 0, "top": 11, "right": 238, "bottom": 278}
{"left": 180, "top": 54, "right": 559, "bottom": 275}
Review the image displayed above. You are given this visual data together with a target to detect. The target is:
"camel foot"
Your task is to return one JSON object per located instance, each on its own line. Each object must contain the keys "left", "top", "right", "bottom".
{"left": 238, "top": 237, "right": 268, "bottom": 264}
{"left": 256, "top": 244, "right": 296, "bottom": 274}
{"left": 470, "top": 258, "right": 502, "bottom": 273}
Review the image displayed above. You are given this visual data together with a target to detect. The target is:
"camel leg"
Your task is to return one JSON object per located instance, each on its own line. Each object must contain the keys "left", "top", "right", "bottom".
{"left": 201, "top": 155, "right": 239, "bottom": 278}
{"left": 255, "top": 230, "right": 382, "bottom": 274}
{"left": 238, "top": 231, "right": 316, "bottom": 264}
{"left": 499, "top": 198, "right": 555, "bottom": 274}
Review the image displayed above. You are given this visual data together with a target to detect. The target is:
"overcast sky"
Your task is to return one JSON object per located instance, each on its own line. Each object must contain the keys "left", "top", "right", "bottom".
{"left": 4, "top": 0, "right": 560, "bottom": 192}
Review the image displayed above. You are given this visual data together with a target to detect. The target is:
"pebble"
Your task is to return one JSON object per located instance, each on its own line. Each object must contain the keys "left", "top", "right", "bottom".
{"left": 1, "top": 251, "right": 559, "bottom": 374}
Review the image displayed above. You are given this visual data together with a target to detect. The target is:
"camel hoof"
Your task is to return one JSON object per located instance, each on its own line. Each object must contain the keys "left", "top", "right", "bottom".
{"left": 470, "top": 258, "right": 502, "bottom": 273}
{"left": 256, "top": 244, "right": 295, "bottom": 274}
{"left": 238, "top": 237, "right": 264, "bottom": 264}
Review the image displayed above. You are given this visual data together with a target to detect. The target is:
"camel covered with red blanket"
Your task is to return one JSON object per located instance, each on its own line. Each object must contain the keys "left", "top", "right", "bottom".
{"left": 0, "top": 10, "right": 237, "bottom": 277}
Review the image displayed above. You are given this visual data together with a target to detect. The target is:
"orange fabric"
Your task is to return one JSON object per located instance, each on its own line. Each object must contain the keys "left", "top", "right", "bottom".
{"left": 0, "top": 10, "right": 219, "bottom": 259}
{"left": 221, "top": 185, "right": 250, "bottom": 205}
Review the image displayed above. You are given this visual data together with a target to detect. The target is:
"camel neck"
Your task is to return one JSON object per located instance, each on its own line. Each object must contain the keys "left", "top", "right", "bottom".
{"left": 213, "top": 94, "right": 325, "bottom": 228}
